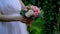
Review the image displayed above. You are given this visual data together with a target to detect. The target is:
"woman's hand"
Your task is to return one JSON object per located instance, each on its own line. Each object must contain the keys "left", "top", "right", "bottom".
{"left": 23, "top": 6, "right": 29, "bottom": 11}
{"left": 25, "top": 18, "right": 33, "bottom": 26}
{"left": 20, "top": 16, "right": 33, "bottom": 26}
{"left": 19, "top": 16, "right": 27, "bottom": 23}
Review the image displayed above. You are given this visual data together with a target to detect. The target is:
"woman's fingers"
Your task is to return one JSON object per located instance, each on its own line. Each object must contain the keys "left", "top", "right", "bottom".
{"left": 24, "top": 6, "right": 29, "bottom": 11}
{"left": 20, "top": 16, "right": 27, "bottom": 23}
{"left": 20, "top": 16, "right": 33, "bottom": 25}
{"left": 22, "top": 18, "right": 27, "bottom": 23}
{"left": 25, "top": 18, "right": 33, "bottom": 25}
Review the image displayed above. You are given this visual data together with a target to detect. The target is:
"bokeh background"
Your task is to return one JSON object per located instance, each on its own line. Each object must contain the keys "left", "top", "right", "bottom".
{"left": 22, "top": 0, "right": 60, "bottom": 34}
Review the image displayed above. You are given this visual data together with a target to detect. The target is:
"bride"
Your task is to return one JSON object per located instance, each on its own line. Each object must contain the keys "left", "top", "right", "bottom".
{"left": 0, "top": 0, "right": 31, "bottom": 34}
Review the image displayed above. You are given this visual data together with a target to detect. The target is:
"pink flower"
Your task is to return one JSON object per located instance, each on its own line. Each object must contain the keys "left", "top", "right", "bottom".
{"left": 32, "top": 6, "right": 39, "bottom": 12}
{"left": 34, "top": 12, "right": 39, "bottom": 17}
{"left": 31, "top": 6, "right": 40, "bottom": 17}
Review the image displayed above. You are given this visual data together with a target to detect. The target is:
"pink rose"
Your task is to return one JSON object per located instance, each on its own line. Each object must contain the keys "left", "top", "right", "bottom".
{"left": 34, "top": 12, "right": 39, "bottom": 17}
{"left": 32, "top": 6, "right": 39, "bottom": 12}
{"left": 32, "top": 6, "right": 40, "bottom": 17}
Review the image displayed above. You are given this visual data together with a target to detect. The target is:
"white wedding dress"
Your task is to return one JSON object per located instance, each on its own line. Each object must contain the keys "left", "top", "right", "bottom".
{"left": 0, "top": 0, "right": 29, "bottom": 34}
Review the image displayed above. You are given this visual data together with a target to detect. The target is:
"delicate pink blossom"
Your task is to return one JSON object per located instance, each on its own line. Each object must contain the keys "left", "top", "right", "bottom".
{"left": 31, "top": 6, "right": 40, "bottom": 17}
{"left": 34, "top": 12, "right": 39, "bottom": 17}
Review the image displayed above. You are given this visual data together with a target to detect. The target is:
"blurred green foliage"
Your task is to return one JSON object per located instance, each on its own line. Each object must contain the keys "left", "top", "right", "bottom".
{"left": 22, "top": 0, "right": 60, "bottom": 34}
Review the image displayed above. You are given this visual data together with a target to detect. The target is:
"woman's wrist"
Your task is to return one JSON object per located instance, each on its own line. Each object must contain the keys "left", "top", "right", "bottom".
{"left": 19, "top": 0, "right": 25, "bottom": 9}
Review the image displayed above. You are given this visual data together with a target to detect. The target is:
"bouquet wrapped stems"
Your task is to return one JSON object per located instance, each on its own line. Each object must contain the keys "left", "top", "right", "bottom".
{"left": 23, "top": 17, "right": 33, "bottom": 33}
{"left": 27, "top": 25, "right": 31, "bottom": 32}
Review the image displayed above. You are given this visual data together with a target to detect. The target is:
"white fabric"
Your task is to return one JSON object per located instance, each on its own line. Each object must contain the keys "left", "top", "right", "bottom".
{"left": 0, "top": 0, "right": 29, "bottom": 34}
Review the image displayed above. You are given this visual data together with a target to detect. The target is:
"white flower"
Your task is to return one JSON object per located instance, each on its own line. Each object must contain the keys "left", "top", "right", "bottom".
{"left": 25, "top": 9, "right": 34, "bottom": 17}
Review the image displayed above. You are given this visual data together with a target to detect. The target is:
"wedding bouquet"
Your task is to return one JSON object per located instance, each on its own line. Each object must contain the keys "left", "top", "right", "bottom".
{"left": 20, "top": 5, "right": 41, "bottom": 24}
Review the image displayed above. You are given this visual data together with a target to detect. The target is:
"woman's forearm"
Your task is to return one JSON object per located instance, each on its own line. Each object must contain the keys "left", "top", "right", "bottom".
{"left": 0, "top": 15, "right": 23, "bottom": 22}
{"left": 19, "top": 0, "right": 25, "bottom": 9}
